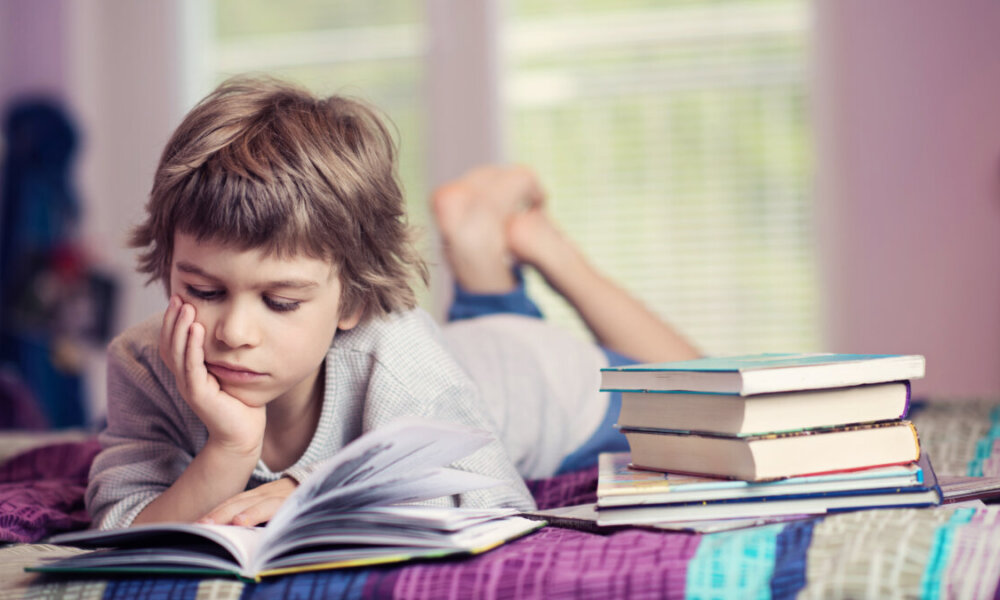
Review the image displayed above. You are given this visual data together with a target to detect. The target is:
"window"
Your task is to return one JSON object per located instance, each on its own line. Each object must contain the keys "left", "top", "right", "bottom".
{"left": 506, "top": 0, "right": 817, "bottom": 354}
{"left": 208, "top": 0, "right": 818, "bottom": 355}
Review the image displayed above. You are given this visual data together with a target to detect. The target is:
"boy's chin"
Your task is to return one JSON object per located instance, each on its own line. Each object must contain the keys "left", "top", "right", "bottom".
{"left": 220, "top": 385, "right": 273, "bottom": 409}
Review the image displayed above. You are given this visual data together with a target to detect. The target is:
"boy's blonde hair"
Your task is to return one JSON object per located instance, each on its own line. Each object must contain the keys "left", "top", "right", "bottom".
{"left": 130, "top": 76, "right": 427, "bottom": 322}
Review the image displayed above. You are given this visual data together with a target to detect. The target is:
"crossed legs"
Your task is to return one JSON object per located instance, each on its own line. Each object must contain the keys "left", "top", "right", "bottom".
{"left": 431, "top": 165, "right": 700, "bottom": 364}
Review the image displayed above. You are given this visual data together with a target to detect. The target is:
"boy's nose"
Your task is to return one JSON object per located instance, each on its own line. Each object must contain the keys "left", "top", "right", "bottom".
{"left": 214, "top": 303, "right": 260, "bottom": 349}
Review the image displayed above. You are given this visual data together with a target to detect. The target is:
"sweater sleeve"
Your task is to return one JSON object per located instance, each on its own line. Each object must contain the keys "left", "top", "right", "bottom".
{"left": 86, "top": 326, "right": 204, "bottom": 529}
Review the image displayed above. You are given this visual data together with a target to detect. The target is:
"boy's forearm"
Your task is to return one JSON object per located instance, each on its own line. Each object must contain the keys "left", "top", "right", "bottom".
{"left": 131, "top": 440, "right": 261, "bottom": 525}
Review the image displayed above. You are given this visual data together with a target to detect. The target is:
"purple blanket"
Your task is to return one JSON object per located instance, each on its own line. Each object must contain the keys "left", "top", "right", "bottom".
{"left": 0, "top": 439, "right": 99, "bottom": 543}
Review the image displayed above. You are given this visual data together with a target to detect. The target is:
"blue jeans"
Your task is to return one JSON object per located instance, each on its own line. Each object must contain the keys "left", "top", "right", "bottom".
{"left": 448, "top": 271, "right": 632, "bottom": 474}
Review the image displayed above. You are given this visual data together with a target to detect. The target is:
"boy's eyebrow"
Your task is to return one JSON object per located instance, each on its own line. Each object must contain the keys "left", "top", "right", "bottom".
{"left": 175, "top": 261, "right": 320, "bottom": 289}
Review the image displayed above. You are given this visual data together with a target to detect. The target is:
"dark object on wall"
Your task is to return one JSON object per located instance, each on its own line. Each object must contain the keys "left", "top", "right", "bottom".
{"left": 1, "top": 99, "right": 115, "bottom": 428}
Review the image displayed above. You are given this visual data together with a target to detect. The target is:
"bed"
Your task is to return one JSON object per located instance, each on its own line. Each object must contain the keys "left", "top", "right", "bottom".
{"left": 2, "top": 400, "right": 999, "bottom": 599}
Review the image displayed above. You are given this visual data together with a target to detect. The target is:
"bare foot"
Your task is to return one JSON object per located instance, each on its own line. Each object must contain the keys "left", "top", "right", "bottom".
{"left": 431, "top": 166, "right": 543, "bottom": 293}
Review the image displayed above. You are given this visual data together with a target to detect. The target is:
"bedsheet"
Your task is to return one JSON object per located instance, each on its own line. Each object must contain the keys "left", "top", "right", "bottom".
{"left": 2, "top": 400, "right": 1000, "bottom": 599}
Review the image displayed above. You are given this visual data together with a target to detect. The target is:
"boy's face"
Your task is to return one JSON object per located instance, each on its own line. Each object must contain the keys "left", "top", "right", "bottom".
{"left": 169, "top": 232, "right": 361, "bottom": 410}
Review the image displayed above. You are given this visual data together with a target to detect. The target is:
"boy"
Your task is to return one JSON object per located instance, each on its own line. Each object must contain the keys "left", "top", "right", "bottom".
{"left": 86, "top": 78, "right": 535, "bottom": 530}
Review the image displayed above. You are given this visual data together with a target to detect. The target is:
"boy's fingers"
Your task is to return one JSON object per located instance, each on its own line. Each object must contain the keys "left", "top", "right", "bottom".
{"left": 170, "top": 305, "right": 195, "bottom": 384}
{"left": 230, "top": 498, "right": 284, "bottom": 527}
{"left": 200, "top": 481, "right": 295, "bottom": 526}
{"left": 201, "top": 494, "right": 256, "bottom": 525}
{"left": 159, "top": 296, "right": 181, "bottom": 364}
{"left": 163, "top": 304, "right": 196, "bottom": 402}
{"left": 185, "top": 321, "right": 208, "bottom": 393}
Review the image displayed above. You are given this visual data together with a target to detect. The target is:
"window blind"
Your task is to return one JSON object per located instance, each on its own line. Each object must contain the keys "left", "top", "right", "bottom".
{"left": 506, "top": 0, "right": 819, "bottom": 355}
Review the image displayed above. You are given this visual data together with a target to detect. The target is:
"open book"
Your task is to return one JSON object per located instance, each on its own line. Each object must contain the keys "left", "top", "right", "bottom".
{"left": 33, "top": 419, "right": 542, "bottom": 582}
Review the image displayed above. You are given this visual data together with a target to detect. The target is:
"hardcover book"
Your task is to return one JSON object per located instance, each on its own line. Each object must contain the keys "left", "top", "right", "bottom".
{"left": 600, "top": 353, "right": 926, "bottom": 395}
{"left": 32, "top": 419, "right": 542, "bottom": 582}
{"left": 596, "top": 454, "right": 941, "bottom": 526}
{"left": 597, "top": 456, "right": 942, "bottom": 526}
{"left": 621, "top": 420, "right": 921, "bottom": 481}
{"left": 616, "top": 381, "right": 911, "bottom": 435}
{"left": 596, "top": 451, "right": 923, "bottom": 507}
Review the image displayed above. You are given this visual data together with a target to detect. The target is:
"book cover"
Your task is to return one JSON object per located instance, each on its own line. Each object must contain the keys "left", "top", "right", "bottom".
{"left": 595, "top": 453, "right": 942, "bottom": 526}
{"left": 621, "top": 420, "right": 921, "bottom": 481}
{"left": 31, "top": 419, "right": 543, "bottom": 582}
{"left": 600, "top": 352, "right": 926, "bottom": 395}
{"left": 938, "top": 475, "right": 1000, "bottom": 504}
{"left": 616, "top": 381, "right": 912, "bottom": 436}
{"left": 596, "top": 451, "right": 924, "bottom": 507}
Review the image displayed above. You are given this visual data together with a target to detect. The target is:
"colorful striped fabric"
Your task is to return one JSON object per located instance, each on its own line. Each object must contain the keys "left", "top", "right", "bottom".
{"left": 2, "top": 400, "right": 1000, "bottom": 599}
{"left": 11, "top": 507, "right": 1000, "bottom": 599}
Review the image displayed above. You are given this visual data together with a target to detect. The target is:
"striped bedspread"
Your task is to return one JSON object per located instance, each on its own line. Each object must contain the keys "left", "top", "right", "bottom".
{"left": 2, "top": 400, "right": 999, "bottom": 599}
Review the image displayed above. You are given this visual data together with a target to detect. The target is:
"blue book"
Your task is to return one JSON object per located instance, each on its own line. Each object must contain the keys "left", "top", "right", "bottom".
{"left": 596, "top": 453, "right": 941, "bottom": 526}
{"left": 596, "top": 452, "right": 924, "bottom": 508}
{"left": 600, "top": 352, "right": 926, "bottom": 395}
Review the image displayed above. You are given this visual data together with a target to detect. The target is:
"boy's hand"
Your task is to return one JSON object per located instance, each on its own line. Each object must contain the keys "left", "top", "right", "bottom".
{"left": 198, "top": 477, "right": 298, "bottom": 526}
{"left": 160, "top": 296, "right": 266, "bottom": 455}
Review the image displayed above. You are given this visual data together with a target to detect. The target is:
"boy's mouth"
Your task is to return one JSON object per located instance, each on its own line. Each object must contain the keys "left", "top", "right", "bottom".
{"left": 206, "top": 361, "right": 266, "bottom": 383}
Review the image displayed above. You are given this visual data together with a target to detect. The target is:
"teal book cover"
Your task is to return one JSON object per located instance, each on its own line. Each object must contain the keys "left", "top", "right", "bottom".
{"left": 600, "top": 353, "right": 925, "bottom": 395}
{"left": 602, "top": 353, "right": 912, "bottom": 373}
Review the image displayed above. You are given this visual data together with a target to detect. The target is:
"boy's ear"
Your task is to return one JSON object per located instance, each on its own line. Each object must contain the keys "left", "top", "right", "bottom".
{"left": 338, "top": 306, "right": 364, "bottom": 331}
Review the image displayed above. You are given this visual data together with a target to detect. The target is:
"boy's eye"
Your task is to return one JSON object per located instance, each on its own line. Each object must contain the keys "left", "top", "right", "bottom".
{"left": 186, "top": 286, "right": 223, "bottom": 301}
{"left": 265, "top": 296, "right": 301, "bottom": 313}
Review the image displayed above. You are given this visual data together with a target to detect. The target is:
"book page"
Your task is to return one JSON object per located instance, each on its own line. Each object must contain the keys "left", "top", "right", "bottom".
{"left": 258, "top": 467, "right": 502, "bottom": 565}
{"left": 257, "top": 507, "right": 521, "bottom": 567}
{"left": 300, "top": 467, "right": 500, "bottom": 512}
{"left": 264, "top": 419, "right": 495, "bottom": 534}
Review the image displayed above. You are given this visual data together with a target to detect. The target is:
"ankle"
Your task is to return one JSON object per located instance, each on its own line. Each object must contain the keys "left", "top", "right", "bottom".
{"left": 447, "top": 249, "right": 517, "bottom": 293}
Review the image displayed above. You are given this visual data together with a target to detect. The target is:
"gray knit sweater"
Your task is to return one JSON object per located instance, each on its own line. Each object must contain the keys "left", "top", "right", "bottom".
{"left": 86, "top": 308, "right": 536, "bottom": 529}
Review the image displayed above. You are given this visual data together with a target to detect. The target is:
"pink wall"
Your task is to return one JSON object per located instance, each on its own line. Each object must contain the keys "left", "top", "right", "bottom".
{"left": 815, "top": 1, "right": 1000, "bottom": 398}
{"left": 0, "top": 0, "right": 195, "bottom": 422}
{"left": 0, "top": 0, "right": 69, "bottom": 108}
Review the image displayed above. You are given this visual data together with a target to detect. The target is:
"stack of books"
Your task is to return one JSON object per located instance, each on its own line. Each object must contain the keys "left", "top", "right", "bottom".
{"left": 597, "top": 353, "right": 942, "bottom": 525}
